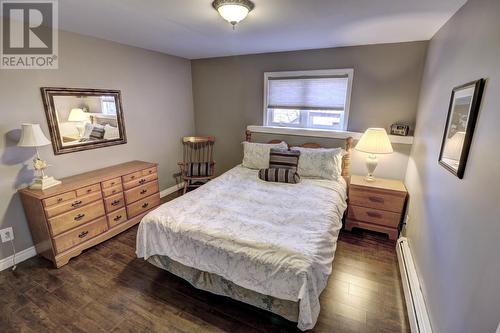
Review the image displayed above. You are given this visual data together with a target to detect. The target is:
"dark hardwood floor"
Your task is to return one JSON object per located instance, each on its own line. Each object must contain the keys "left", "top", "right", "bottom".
{"left": 0, "top": 192, "right": 410, "bottom": 333}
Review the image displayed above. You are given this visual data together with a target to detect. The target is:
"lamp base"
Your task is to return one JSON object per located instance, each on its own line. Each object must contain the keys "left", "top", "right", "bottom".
{"left": 365, "top": 154, "right": 378, "bottom": 182}
{"left": 30, "top": 176, "right": 61, "bottom": 190}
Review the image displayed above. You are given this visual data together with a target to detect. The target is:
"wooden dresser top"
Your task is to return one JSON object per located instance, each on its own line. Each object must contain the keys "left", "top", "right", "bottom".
{"left": 350, "top": 175, "right": 407, "bottom": 193}
{"left": 19, "top": 160, "right": 157, "bottom": 199}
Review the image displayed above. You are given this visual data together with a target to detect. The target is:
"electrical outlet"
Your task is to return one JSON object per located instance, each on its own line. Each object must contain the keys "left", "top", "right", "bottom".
{"left": 0, "top": 227, "right": 14, "bottom": 243}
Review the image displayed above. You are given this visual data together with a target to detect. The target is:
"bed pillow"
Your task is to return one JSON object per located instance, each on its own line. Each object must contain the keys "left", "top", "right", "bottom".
{"left": 103, "top": 124, "right": 119, "bottom": 139}
{"left": 269, "top": 148, "right": 300, "bottom": 172}
{"left": 258, "top": 168, "right": 300, "bottom": 184}
{"left": 291, "top": 146, "right": 344, "bottom": 180}
{"left": 242, "top": 141, "right": 288, "bottom": 169}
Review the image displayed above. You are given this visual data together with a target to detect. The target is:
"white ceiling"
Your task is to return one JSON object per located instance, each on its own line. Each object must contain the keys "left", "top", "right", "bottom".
{"left": 58, "top": 0, "right": 466, "bottom": 59}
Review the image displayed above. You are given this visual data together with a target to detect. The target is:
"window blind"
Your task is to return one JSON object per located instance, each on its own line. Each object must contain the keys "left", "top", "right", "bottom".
{"left": 267, "top": 75, "right": 349, "bottom": 110}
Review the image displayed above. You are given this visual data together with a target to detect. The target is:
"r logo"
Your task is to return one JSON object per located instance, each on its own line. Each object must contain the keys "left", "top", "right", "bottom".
{"left": 2, "top": 2, "right": 53, "bottom": 54}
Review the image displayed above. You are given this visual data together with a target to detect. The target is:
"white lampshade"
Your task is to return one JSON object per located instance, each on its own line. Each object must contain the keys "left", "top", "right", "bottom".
{"left": 355, "top": 128, "right": 394, "bottom": 154}
{"left": 68, "top": 108, "right": 87, "bottom": 122}
{"left": 443, "top": 131, "right": 466, "bottom": 160}
{"left": 17, "top": 123, "right": 51, "bottom": 147}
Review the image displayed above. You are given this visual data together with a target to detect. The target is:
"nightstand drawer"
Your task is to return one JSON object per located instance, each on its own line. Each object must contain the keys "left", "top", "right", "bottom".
{"left": 349, "top": 187, "right": 405, "bottom": 213}
{"left": 348, "top": 205, "right": 401, "bottom": 228}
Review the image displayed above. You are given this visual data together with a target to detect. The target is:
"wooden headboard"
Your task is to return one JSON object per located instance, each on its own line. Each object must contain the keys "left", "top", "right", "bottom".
{"left": 245, "top": 130, "right": 353, "bottom": 179}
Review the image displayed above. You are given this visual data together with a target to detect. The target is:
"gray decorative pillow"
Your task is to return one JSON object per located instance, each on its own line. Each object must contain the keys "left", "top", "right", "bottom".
{"left": 269, "top": 148, "right": 300, "bottom": 172}
{"left": 242, "top": 141, "right": 288, "bottom": 169}
{"left": 290, "top": 146, "right": 344, "bottom": 180}
{"left": 258, "top": 168, "right": 300, "bottom": 184}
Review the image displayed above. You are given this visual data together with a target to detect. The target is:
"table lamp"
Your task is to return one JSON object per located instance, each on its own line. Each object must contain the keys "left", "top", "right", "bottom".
{"left": 18, "top": 123, "right": 61, "bottom": 190}
{"left": 68, "top": 108, "right": 88, "bottom": 137}
{"left": 355, "top": 128, "right": 393, "bottom": 182}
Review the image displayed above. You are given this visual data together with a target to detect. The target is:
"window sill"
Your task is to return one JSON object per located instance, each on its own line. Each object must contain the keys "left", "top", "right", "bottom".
{"left": 247, "top": 125, "right": 414, "bottom": 145}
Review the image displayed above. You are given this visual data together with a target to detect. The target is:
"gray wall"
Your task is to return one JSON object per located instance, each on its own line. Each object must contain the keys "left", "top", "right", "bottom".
{"left": 404, "top": 0, "right": 500, "bottom": 332}
{"left": 191, "top": 41, "right": 427, "bottom": 177}
{"left": 0, "top": 29, "right": 194, "bottom": 260}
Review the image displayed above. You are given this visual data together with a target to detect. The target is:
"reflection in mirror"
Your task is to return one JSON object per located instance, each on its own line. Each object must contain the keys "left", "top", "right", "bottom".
{"left": 438, "top": 79, "right": 485, "bottom": 179}
{"left": 41, "top": 88, "right": 127, "bottom": 155}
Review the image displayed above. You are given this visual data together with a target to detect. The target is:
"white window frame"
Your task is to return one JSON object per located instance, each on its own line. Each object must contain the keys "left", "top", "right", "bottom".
{"left": 263, "top": 68, "right": 354, "bottom": 132}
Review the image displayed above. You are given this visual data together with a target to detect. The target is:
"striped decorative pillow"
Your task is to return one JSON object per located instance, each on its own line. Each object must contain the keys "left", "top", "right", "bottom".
{"left": 258, "top": 168, "right": 301, "bottom": 184}
{"left": 269, "top": 148, "right": 300, "bottom": 172}
{"left": 89, "top": 125, "right": 105, "bottom": 140}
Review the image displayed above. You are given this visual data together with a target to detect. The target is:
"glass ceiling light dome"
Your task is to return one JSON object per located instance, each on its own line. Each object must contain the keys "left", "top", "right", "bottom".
{"left": 212, "top": 0, "right": 255, "bottom": 28}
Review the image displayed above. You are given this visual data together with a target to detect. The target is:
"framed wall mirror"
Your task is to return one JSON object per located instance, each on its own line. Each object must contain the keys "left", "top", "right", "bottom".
{"left": 41, "top": 87, "right": 127, "bottom": 155}
{"left": 438, "top": 79, "right": 485, "bottom": 179}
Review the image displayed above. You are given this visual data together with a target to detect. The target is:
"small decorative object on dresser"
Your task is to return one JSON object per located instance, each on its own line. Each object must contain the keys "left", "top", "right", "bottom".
{"left": 19, "top": 160, "right": 160, "bottom": 267}
{"left": 390, "top": 123, "right": 410, "bottom": 136}
{"left": 17, "top": 123, "right": 61, "bottom": 190}
{"left": 345, "top": 175, "right": 407, "bottom": 240}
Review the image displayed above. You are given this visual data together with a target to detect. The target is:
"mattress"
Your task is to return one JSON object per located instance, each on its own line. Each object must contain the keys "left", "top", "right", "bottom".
{"left": 136, "top": 165, "right": 347, "bottom": 330}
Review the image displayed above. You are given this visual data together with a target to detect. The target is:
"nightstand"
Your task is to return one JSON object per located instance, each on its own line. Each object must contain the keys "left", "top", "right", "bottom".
{"left": 345, "top": 175, "right": 407, "bottom": 240}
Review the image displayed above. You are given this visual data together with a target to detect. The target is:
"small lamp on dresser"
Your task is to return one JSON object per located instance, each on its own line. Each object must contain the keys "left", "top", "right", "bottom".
{"left": 17, "top": 123, "right": 61, "bottom": 190}
{"left": 355, "top": 128, "right": 393, "bottom": 182}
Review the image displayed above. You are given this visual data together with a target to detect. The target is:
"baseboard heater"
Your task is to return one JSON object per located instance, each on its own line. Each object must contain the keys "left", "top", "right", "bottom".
{"left": 396, "top": 237, "right": 433, "bottom": 333}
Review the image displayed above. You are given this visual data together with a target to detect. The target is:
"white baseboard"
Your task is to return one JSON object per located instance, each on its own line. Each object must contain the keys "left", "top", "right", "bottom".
{"left": 397, "top": 237, "right": 433, "bottom": 333}
{"left": 0, "top": 245, "right": 37, "bottom": 271}
{"left": 159, "top": 183, "right": 183, "bottom": 198}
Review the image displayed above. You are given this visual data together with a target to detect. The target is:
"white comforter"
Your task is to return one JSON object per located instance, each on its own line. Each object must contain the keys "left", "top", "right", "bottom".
{"left": 136, "top": 165, "right": 347, "bottom": 330}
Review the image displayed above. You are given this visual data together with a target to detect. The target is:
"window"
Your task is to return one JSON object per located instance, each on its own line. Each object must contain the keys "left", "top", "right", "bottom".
{"left": 264, "top": 69, "right": 353, "bottom": 131}
{"left": 101, "top": 96, "right": 117, "bottom": 115}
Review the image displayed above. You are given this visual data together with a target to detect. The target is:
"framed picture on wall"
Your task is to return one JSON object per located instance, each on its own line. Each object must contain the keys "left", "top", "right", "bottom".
{"left": 438, "top": 79, "right": 485, "bottom": 179}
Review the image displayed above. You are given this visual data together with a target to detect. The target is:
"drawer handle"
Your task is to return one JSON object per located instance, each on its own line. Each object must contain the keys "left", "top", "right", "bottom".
{"left": 368, "top": 196, "right": 384, "bottom": 203}
{"left": 111, "top": 200, "right": 121, "bottom": 206}
{"left": 78, "top": 231, "right": 89, "bottom": 238}
{"left": 111, "top": 182, "right": 115, "bottom": 186}
{"left": 142, "top": 203, "right": 149, "bottom": 209}
{"left": 140, "top": 189, "right": 147, "bottom": 195}
{"left": 87, "top": 189, "right": 92, "bottom": 193}
{"left": 148, "top": 170, "right": 153, "bottom": 174}
{"left": 112, "top": 189, "right": 117, "bottom": 194}
{"left": 74, "top": 213, "right": 85, "bottom": 221}
{"left": 366, "top": 211, "right": 382, "bottom": 218}
{"left": 57, "top": 197, "right": 63, "bottom": 203}
{"left": 71, "top": 200, "right": 82, "bottom": 207}
{"left": 113, "top": 215, "right": 122, "bottom": 221}
{"left": 139, "top": 179, "right": 146, "bottom": 184}
{"left": 131, "top": 175, "right": 136, "bottom": 179}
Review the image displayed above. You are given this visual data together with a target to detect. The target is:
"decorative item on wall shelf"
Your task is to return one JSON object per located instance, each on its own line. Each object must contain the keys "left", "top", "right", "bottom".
{"left": 355, "top": 128, "right": 393, "bottom": 182}
{"left": 40, "top": 87, "right": 127, "bottom": 155}
{"left": 439, "top": 79, "right": 485, "bottom": 179}
{"left": 390, "top": 124, "right": 410, "bottom": 136}
{"left": 17, "top": 123, "right": 61, "bottom": 190}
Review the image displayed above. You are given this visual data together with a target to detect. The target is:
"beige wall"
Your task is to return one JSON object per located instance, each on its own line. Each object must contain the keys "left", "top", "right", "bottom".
{"left": 191, "top": 41, "right": 427, "bottom": 177}
{"left": 404, "top": 0, "right": 500, "bottom": 332}
{"left": 0, "top": 28, "right": 194, "bottom": 260}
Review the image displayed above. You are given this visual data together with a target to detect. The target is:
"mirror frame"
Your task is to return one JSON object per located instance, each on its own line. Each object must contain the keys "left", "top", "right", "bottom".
{"left": 438, "top": 79, "right": 485, "bottom": 179}
{"left": 40, "top": 87, "right": 127, "bottom": 155}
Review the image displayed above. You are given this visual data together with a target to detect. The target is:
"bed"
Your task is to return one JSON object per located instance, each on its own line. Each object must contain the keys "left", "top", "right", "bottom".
{"left": 136, "top": 132, "right": 353, "bottom": 331}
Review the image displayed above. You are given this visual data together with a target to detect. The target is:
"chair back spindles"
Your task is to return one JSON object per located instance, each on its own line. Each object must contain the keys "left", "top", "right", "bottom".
{"left": 180, "top": 136, "right": 216, "bottom": 194}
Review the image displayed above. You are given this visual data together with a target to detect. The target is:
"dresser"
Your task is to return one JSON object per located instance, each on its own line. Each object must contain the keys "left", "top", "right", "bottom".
{"left": 345, "top": 175, "right": 407, "bottom": 240}
{"left": 19, "top": 161, "right": 161, "bottom": 267}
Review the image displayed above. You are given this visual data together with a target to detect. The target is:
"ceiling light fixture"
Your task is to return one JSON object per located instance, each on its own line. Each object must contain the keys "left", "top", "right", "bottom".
{"left": 212, "top": 0, "right": 255, "bottom": 29}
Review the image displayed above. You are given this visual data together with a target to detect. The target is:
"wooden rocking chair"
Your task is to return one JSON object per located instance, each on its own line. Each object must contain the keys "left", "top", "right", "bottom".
{"left": 178, "top": 136, "right": 216, "bottom": 194}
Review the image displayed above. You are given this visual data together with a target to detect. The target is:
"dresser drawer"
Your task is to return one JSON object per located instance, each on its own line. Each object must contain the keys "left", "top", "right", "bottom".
{"left": 76, "top": 183, "right": 101, "bottom": 197}
{"left": 142, "top": 167, "right": 157, "bottom": 176}
{"left": 45, "top": 191, "right": 102, "bottom": 218}
{"left": 43, "top": 191, "right": 76, "bottom": 207}
{"left": 53, "top": 217, "right": 108, "bottom": 253}
{"left": 127, "top": 193, "right": 160, "bottom": 218}
{"left": 122, "top": 173, "right": 158, "bottom": 190}
{"left": 124, "top": 181, "right": 159, "bottom": 204}
{"left": 348, "top": 205, "right": 401, "bottom": 228}
{"left": 122, "top": 170, "right": 143, "bottom": 183}
{"left": 107, "top": 208, "right": 128, "bottom": 228}
{"left": 104, "top": 192, "right": 125, "bottom": 212}
{"left": 102, "top": 183, "right": 123, "bottom": 197}
{"left": 349, "top": 187, "right": 406, "bottom": 213}
{"left": 101, "top": 177, "right": 121, "bottom": 189}
{"left": 48, "top": 200, "right": 106, "bottom": 236}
